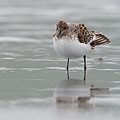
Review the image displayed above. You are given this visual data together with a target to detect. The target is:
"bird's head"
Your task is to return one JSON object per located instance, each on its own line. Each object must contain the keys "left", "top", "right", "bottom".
{"left": 56, "top": 20, "right": 69, "bottom": 38}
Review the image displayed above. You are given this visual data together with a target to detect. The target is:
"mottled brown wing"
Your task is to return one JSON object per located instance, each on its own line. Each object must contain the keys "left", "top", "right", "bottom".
{"left": 90, "top": 32, "right": 110, "bottom": 48}
{"left": 77, "top": 24, "right": 94, "bottom": 44}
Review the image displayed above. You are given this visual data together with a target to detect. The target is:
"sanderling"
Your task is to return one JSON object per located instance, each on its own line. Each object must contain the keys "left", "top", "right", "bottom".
{"left": 53, "top": 20, "right": 110, "bottom": 81}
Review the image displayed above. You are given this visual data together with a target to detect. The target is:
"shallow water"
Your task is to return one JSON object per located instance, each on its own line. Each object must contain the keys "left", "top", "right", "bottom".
{"left": 0, "top": 0, "right": 120, "bottom": 119}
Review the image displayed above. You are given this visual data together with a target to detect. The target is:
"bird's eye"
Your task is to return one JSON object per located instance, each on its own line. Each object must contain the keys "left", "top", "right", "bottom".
{"left": 63, "top": 27, "right": 67, "bottom": 30}
{"left": 56, "top": 27, "right": 58, "bottom": 30}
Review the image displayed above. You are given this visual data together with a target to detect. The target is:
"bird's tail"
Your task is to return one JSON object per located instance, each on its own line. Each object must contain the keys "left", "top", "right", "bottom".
{"left": 90, "top": 32, "right": 110, "bottom": 48}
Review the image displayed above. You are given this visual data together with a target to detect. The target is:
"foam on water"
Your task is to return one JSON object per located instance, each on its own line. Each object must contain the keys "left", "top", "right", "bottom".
{"left": 0, "top": 37, "right": 40, "bottom": 43}
{"left": 0, "top": 67, "right": 16, "bottom": 71}
{"left": 89, "top": 97, "right": 120, "bottom": 106}
{"left": 1, "top": 94, "right": 120, "bottom": 119}
{"left": 0, "top": 105, "right": 119, "bottom": 120}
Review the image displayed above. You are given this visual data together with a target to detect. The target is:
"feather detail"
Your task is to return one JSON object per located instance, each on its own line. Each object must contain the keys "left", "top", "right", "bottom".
{"left": 53, "top": 20, "right": 110, "bottom": 49}
{"left": 77, "top": 24, "right": 94, "bottom": 44}
{"left": 90, "top": 32, "right": 110, "bottom": 49}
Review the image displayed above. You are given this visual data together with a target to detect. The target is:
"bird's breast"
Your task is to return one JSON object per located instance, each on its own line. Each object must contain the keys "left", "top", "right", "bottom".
{"left": 53, "top": 37, "right": 91, "bottom": 59}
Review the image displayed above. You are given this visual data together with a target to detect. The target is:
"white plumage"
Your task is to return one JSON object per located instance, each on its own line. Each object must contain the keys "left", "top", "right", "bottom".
{"left": 53, "top": 37, "right": 91, "bottom": 59}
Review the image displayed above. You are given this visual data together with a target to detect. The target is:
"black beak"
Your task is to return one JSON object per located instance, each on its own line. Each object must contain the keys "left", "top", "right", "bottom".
{"left": 57, "top": 30, "right": 61, "bottom": 37}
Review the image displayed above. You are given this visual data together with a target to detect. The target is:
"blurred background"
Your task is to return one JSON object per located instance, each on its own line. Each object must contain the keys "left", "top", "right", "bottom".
{"left": 0, "top": 0, "right": 120, "bottom": 120}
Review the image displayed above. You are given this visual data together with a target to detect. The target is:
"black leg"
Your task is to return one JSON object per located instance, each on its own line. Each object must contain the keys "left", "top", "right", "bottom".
{"left": 66, "top": 58, "right": 69, "bottom": 79}
{"left": 83, "top": 55, "right": 87, "bottom": 81}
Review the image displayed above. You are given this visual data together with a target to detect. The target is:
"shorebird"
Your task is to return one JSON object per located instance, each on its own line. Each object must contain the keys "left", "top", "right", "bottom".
{"left": 53, "top": 20, "right": 110, "bottom": 81}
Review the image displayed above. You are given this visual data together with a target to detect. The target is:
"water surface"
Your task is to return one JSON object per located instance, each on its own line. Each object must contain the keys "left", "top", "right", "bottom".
{"left": 0, "top": 0, "right": 120, "bottom": 119}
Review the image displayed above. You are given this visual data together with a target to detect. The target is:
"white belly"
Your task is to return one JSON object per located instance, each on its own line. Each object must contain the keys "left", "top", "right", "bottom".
{"left": 53, "top": 38, "right": 91, "bottom": 59}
